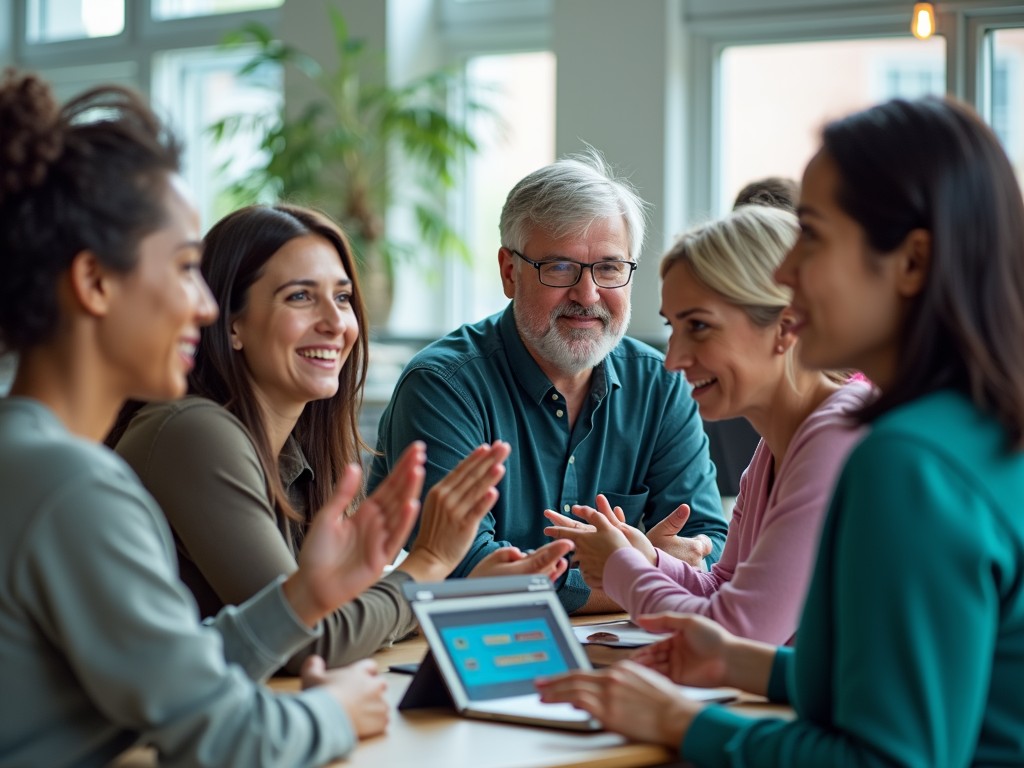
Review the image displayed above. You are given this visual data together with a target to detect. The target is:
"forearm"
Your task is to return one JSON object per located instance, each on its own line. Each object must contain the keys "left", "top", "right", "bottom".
{"left": 721, "top": 636, "right": 776, "bottom": 696}
{"left": 604, "top": 549, "right": 723, "bottom": 623}
{"left": 572, "top": 585, "right": 623, "bottom": 615}
{"left": 31, "top": 486, "right": 353, "bottom": 768}
{"left": 280, "top": 571, "right": 418, "bottom": 674}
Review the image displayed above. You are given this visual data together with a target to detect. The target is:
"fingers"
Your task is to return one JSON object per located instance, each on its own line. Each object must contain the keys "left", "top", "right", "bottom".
{"left": 648, "top": 503, "right": 691, "bottom": 539}
{"left": 593, "top": 495, "right": 614, "bottom": 528}
{"left": 521, "top": 539, "right": 574, "bottom": 573}
{"left": 372, "top": 442, "right": 427, "bottom": 511}
{"left": 427, "top": 442, "right": 509, "bottom": 517}
{"left": 543, "top": 523, "right": 583, "bottom": 543}
{"left": 572, "top": 504, "right": 618, "bottom": 532}
{"left": 371, "top": 442, "right": 427, "bottom": 554}
{"left": 543, "top": 509, "right": 596, "bottom": 537}
{"left": 300, "top": 655, "right": 329, "bottom": 689}
{"left": 535, "top": 671, "right": 607, "bottom": 717}
{"left": 634, "top": 612, "right": 692, "bottom": 634}
{"left": 542, "top": 508, "right": 586, "bottom": 529}
{"left": 321, "top": 463, "right": 364, "bottom": 518}
{"left": 547, "top": 555, "right": 568, "bottom": 582}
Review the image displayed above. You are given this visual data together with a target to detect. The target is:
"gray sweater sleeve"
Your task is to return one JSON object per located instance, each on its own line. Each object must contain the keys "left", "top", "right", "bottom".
{"left": 117, "top": 398, "right": 418, "bottom": 674}
{"left": 15, "top": 465, "right": 356, "bottom": 768}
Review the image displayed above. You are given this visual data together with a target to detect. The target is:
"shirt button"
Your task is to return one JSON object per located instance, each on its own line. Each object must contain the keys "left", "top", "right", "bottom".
{"left": 555, "top": 409, "right": 564, "bottom": 418}
{"left": 563, "top": 504, "right": 571, "bottom": 512}
{"left": 551, "top": 393, "right": 559, "bottom": 401}
{"left": 568, "top": 455, "right": 575, "bottom": 464}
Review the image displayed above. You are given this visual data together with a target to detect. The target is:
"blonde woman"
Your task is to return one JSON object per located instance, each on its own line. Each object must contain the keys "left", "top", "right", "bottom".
{"left": 547, "top": 205, "right": 871, "bottom": 644}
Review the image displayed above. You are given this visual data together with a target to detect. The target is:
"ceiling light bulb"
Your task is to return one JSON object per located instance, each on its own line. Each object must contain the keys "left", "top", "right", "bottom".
{"left": 912, "top": 3, "right": 936, "bottom": 40}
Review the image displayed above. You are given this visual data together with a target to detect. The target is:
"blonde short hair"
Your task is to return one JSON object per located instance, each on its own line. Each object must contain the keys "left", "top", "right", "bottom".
{"left": 660, "top": 206, "right": 798, "bottom": 327}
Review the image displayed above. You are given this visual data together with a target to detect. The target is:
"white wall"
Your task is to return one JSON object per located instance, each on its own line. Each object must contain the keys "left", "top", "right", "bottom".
{"left": 551, "top": 0, "right": 684, "bottom": 339}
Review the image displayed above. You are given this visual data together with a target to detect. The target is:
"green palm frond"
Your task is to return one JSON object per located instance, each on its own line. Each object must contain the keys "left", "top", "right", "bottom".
{"left": 207, "top": 3, "right": 492, "bottom": 284}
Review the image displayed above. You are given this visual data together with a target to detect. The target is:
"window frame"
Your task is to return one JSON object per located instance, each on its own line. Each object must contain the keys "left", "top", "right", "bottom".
{"left": 685, "top": 0, "right": 1024, "bottom": 222}
{"left": 8, "top": 2, "right": 281, "bottom": 99}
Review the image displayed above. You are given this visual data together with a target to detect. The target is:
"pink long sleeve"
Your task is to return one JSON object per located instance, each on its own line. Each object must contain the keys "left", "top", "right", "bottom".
{"left": 603, "top": 382, "right": 872, "bottom": 645}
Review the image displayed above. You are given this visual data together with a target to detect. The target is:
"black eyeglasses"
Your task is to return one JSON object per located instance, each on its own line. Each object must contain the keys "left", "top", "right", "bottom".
{"left": 508, "top": 249, "right": 637, "bottom": 289}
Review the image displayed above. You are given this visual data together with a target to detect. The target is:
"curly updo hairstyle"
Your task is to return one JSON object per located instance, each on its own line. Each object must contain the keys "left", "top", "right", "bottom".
{"left": 0, "top": 69, "right": 182, "bottom": 353}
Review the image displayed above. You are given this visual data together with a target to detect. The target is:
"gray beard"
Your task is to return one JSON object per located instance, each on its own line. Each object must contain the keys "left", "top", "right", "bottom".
{"left": 514, "top": 299, "right": 630, "bottom": 377}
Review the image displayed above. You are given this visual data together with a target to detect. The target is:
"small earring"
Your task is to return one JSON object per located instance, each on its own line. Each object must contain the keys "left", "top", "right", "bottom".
{"left": 775, "top": 343, "right": 785, "bottom": 354}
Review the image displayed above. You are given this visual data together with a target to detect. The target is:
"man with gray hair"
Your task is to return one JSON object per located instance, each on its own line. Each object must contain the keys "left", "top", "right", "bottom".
{"left": 368, "top": 150, "right": 726, "bottom": 613}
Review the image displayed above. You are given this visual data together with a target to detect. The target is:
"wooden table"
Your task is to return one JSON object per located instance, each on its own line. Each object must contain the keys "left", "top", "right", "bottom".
{"left": 113, "top": 615, "right": 792, "bottom": 767}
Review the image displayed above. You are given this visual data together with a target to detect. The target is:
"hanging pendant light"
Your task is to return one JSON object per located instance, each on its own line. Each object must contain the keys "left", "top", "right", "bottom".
{"left": 912, "top": 3, "right": 936, "bottom": 40}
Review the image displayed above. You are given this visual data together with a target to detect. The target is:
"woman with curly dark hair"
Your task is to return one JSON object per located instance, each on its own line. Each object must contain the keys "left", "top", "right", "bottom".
{"left": 0, "top": 69, "right": 425, "bottom": 767}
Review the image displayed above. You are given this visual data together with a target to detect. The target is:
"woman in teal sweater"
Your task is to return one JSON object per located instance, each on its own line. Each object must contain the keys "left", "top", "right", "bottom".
{"left": 538, "top": 96, "right": 1024, "bottom": 766}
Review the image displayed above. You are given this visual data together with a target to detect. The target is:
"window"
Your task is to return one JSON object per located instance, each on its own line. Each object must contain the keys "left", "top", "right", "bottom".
{"left": 388, "top": 50, "right": 556, "bottom": 336}
{"left": 26, "top": 0, "right": 124, "bottom": 42}
{"left": 152, "top": 47, "right": 281, "bottom": 230}
{"left": 718, "top": 36, "right": 946, "bottom": 214}
{"left": 152, "top": 0, "right": 282, "bottom": 20}
{"left": 458, "top": 51, "right": 556, "bottom": 326}
{"left": 986, "top": 28, "right": 1024, "bottom": 189}
{"left": 11, "top": 2, "right": 282, "bottom": 229}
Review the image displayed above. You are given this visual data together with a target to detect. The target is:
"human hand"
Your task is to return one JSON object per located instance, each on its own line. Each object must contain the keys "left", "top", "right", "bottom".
{"left": 364, "top": 442, "right": 430, "bottom": 564}
{"left": 536, "top": 660, "right": 699, "bottom": 747}
{"left": 544, "top": 501, "right": 636, "bottom": 590}
{"left": 545, "top": 495, "right": 658, "bottom": 565}
{"left": 469, "top": 539, "right": 574, "bottom": 581}
{"left": 400, "top": 441, "right": 511, "bottom": 582}
{"left": 301, "top": 656, "right": 389, "bottom": 739}
{"left": 634, "top": 613, "right": 777, "bottom": 695}
{"left": 630, "top": 613, "right": 733, "bottom": 689}
{"left": 646, "top": 503, "right": 713, "bottom": 567}
{"left": 285, "top": 444, "right": 425, "bottom": 626}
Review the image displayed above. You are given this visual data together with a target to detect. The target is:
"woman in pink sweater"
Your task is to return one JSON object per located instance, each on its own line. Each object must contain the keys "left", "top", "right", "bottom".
{"left": 546, "top": 205, "right": 872, "bottom": 644}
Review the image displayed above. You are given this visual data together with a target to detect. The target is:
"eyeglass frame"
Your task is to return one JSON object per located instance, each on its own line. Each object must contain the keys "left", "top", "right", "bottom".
{"left": 507, "top": 248, "right": 638, "bottom": 289}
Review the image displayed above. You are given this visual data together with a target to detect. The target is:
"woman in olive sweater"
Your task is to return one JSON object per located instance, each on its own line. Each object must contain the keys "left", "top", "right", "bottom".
{"left": 114, "top": 204, "right": 571, "bottom": 674}
{"left": 538, "top": 96, "right": 1024, "bottom": 766}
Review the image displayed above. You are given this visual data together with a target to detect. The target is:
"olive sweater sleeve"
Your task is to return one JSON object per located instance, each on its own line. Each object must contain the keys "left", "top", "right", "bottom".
{"left": 116, "top": 398, "right": 417, "bottom": 674}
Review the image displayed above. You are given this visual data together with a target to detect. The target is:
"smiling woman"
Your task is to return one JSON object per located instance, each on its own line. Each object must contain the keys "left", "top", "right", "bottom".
{"left": 112, "top": 203, "right": 569, "bottom": 675}
{"left": 0, "top": 70, "right": 425, "bottom": 768}
{"left": 543, "top": 205, "right": 871, "bottom": 646}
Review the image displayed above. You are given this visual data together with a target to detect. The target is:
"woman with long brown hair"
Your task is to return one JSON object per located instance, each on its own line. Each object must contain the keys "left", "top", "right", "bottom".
{"left": 114, "top": 203, "right": 571, "bottom": 673}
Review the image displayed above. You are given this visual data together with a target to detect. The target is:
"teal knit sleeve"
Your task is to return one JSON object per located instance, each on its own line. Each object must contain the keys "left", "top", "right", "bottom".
{"left": 681, "top": 430, "right": 1007, "bottom": 766}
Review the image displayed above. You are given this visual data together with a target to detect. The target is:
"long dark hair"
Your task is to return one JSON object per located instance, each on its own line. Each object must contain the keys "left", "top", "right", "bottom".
{"left": 822, "top": 96, "right": 1024, "bottom": 447}
{"left": 193, "top": 204, "right": 371, "bottom": 522}
{"left": 0, "top": 70, "right": 181, "bottom": 353}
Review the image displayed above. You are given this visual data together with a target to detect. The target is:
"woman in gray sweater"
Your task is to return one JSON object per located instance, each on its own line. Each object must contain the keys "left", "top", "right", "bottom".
{"left": 0, "top": 70, "right": 423, "bottom": 767}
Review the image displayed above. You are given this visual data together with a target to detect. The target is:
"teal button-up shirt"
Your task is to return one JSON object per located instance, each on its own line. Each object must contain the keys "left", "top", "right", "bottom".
{"left": 369, "top": 304, "right": 725, "bottom": 612}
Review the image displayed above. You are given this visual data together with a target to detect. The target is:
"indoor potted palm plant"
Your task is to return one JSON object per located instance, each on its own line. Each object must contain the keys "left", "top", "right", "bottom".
{"left": 210, "top": 6, "right": 481, "bottom": 329}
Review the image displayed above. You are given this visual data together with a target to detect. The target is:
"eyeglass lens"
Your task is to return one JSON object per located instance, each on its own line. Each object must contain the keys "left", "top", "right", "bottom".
{"left": 539, "top": 261, "right": 632, "bottom": 287}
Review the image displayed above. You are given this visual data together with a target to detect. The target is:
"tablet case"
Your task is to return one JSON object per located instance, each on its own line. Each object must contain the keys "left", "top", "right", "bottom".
{"left": 397, "top": 649, "right": 453, "bottom": 710}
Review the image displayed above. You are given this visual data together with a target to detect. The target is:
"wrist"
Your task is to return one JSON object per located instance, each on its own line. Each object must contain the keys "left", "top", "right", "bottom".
{"left": 659, "top": 697, "right": 698, "bottom": 748}
{"left": 722, "top": 636, "right": 775, "bottom": 695}
{"left": 396, "top": 548, "right": 451, "bottom": 582}
{"left": 282, "top": 572, "right": 328, "bottom": 628}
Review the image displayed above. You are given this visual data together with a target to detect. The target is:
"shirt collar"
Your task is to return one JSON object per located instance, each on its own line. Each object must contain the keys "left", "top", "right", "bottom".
{"left": 498, "top": 302, "right": 621, "bottom": 404}
{"left": 279, "top": 435, "right": 313, "bottom": 489}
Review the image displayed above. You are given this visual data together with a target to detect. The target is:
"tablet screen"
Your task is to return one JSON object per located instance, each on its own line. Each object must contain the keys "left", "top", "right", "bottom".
{"left": 432, "top": 602, "right": 579, "bottom": 700}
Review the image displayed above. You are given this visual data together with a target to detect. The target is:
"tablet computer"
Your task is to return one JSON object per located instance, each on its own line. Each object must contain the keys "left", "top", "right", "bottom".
{"left": 398, "top": 575, "right": 601, "bottom": 731}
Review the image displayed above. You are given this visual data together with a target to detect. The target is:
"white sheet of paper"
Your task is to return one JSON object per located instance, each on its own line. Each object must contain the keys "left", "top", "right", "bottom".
{"left": 572, "top": 620, "right": 670, "bottom": 647}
